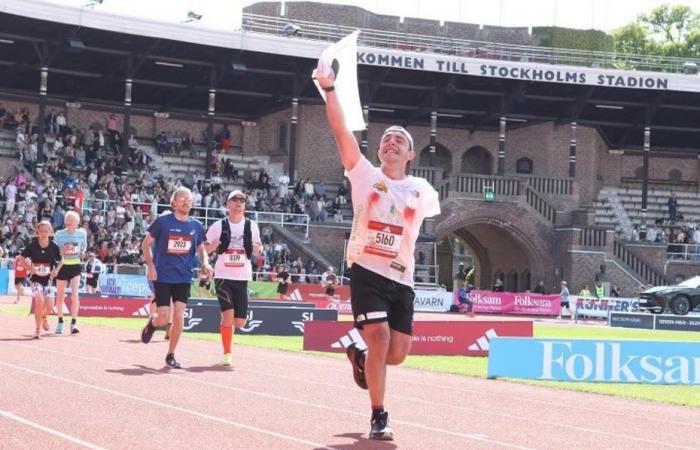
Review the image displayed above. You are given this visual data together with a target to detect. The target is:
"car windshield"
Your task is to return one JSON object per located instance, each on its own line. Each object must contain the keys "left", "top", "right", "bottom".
{"left": 676, "top": 276, "right": 700, "bottom": 288}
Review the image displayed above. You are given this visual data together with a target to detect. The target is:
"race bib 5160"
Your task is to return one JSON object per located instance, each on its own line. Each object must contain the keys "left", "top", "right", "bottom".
{"left": 364, "top": 220, "right": 403, "bottom": 258}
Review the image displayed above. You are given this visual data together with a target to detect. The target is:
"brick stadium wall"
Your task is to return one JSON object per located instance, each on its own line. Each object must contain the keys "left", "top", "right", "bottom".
{"left": 306, "top": 225, "right": 348, "bottom": 270}
{"left": 567, "top": 251, "right": 644, "bottom": 297}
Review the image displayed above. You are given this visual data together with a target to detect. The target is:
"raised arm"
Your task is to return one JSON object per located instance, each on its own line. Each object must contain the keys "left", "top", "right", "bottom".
{"left": 315, "top": 60, "right": 361, "bottom": 172}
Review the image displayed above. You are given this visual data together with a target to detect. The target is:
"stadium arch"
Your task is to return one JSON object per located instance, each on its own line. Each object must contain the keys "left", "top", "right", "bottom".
{"left": 435, "top": 201, "right": 554, "bottom": 291}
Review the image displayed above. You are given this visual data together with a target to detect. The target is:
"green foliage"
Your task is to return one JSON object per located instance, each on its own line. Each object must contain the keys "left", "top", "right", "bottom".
{"left": 533, "top": 26, "right": 614, "bottom": 52}
{"left": 612, "top": 3, "right": 700, "bottom": 58}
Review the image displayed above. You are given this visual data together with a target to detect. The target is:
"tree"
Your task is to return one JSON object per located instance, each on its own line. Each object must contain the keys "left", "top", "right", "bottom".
{"left": 613, "top": 4, "right": 700, "bottom": 58}
{"left": 640, "top": 4, "right": 699, "bottom": 43}
{"left": 612, "top": 23, "right": 655, "bottom": 55}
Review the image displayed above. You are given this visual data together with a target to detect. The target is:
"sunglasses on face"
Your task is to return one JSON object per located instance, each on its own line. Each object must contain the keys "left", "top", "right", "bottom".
{"left": 229, "top": 197, "right": 246, "bottom": 203}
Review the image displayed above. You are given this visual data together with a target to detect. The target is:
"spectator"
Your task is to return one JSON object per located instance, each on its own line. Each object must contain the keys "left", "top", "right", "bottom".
{"left": 578, "top": 284, "right": 592, "bottom": 297}
{"left": 533, "top": 280, "right": 546, "bottom": 294}
{"left": 610, "top": 284, "right": 621, "bottom": 297}
{"left": 278, "top": 171, "right": 290, "bottom": 197}
{"left": 493, "top": 277, "right": 504, "bottom": 292}
{"left": 668, "top": 192, "right": 678, "bottom": 222}
{"left": 458, "top": 282, "right": 474, "bottom": 316}
{"left": 594, "top": 280, "right": 605, "bottom": 299}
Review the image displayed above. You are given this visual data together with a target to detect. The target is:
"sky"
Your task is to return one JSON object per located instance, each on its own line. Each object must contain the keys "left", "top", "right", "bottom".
{"left": 41, "top": 0, "right": 700, "bottom": 32}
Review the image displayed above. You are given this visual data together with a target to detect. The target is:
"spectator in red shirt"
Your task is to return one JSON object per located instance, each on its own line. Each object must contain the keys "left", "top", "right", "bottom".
{"left": 13, "top": 254, "right": 28, "bottom": 304}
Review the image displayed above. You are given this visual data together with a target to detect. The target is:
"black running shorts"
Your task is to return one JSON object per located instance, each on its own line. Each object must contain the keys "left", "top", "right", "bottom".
{"left": 152, "top": 282, "right": 190, "bottom": 307}
{"left": 85, "top": 274, "right": 99, "bottom": 288}
{"left": 56, "top": 264, "right": 82, "bottom": 281}
{"left": 349, "top": 264, "right": 414, "bottom": 335}
{"left": 214, "top": 279, "right": 248, "bottom": 318}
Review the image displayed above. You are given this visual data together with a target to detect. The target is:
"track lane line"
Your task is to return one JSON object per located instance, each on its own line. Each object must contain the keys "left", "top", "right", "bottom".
{"left": 0, "top": 409, "right": 108, "bottom": 450}
{"left": 0, "top": 361, "right": 333, "bottom": 450}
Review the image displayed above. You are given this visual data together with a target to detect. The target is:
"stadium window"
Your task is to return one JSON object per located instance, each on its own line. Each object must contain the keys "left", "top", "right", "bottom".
{"left": 521, "top": 269, "right": 531, "bottom": 291}
{"left": 668, "top": 169, "right": 682, "bottom": 181}
{"left": 277, "top": 122, "right": 288, "bottom": 153}
{"left": 516, "top": 157, "right": 533, "bottom": 174}
{"left": 461, "top": 146, "right": 493, "bottom": 175}
{"left": 507, "top": 269, "right": 518, "bottom": 292}
{"left": 418, "top": 143, "right": 452, "bottom": 176}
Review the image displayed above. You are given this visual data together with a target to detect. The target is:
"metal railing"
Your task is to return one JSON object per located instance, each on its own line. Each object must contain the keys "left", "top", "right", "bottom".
{"left": 525, "top": 176, "right": 573, "bottom": 196}
{"left": 526, "top": 186, "right": 556, "bottom": 223}
{"left": 579, "top": 227, "right": 608, "bottom": 247}
{"left": 80, "top": 198, "right": 311, "bottom": 238}
{"left": 613, "top": 239, "right": 669, "bottom": 286}
{"left": 667, "top": 243, "right": 700, "bottom": 261}
{"left": 242, "top": 13, "right": 700, "bottom": 74}
{"left": 451, "top": 174, "right": 521, "bottom": 196}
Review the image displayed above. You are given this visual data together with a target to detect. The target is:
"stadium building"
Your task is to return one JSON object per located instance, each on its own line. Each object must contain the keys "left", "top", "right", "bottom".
{"left": 2, "top": 0, "right": 700, "bottom": 296}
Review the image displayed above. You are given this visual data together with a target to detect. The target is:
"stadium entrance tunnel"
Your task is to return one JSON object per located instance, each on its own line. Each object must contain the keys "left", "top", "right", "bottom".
{"left": 435, "top": 201, "right": 555, "bottom": 291}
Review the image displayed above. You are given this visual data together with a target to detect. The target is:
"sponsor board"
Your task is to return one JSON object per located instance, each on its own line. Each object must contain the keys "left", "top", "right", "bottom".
{"left": 413, "top": 290, "right": 453, "bottom": 312}
{"left": 609, "top": 312, "right": 655, "bottom": 330}
{"left": 99, "top": 274, "right": 151, "bottom": 297}
{"left": 469, "top": 290, "right": 560, "bottom": 316}
{"left": 38, "top": 295, "right": 152, "bottom": 317}
{"left": 488, "top": 338, "right": 700, "bottom": 384}
{"left": 655, "top": 315, "right": 700, "bottom": 332}
{"left": 183, "top": 303, "right": 337, "bottom": 335}
{"left": 308, "top": 299, "right": 353, "bottom": 314}
{"left": 287, "top": 283, "right": 351, "bottom": 303}
{"left": 609, "top": 312, "right": 700, "bottom": 332}
{"left": 572, "top": 296, "right": 639, "bottom": 320}
{"left": 303, "top": 320, "right": 533, "bottom": 356}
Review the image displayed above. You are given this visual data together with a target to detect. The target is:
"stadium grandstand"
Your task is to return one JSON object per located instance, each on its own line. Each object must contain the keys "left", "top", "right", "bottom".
{"left": 2, "top": 0, "right": 700, "bottom": 297}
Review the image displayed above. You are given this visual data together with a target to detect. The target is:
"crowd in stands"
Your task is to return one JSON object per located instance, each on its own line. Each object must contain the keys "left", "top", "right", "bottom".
{"left": 0, "top": 105, "right": 351, "bottom": 281}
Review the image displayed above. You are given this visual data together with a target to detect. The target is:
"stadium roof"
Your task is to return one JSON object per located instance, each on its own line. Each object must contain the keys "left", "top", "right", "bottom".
{"left": 1, "top": 1, "right": 700, "bottom": 156}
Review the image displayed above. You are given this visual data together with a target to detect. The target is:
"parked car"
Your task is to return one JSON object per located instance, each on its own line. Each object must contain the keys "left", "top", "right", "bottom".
{"left": 639, "top": 276, "right": 700, "bottom": 315}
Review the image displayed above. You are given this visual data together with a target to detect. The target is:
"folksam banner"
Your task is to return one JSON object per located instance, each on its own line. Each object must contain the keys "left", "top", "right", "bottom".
{"left": 488, "top": 337, "right": 700, "bottom": 384}
{"left": 469, "top": 290, "right": 560, "bottom": 316}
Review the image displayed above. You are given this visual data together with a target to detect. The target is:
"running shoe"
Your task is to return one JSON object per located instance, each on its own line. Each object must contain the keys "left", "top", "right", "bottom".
{"left": 369, "top": 411, "right": 393, "bottom": 440}
{"left": 220, "top": 353, "right": 233, "bottom": 366}
{"left": 165, "top": 353, "right": 181, "bottom": 369}
{"left": 42, "top": 316, "right": 49, "bottom": 331}
{"left": 33, "top": 329, "right": 40, "bottom": 340}
{"left": 346, "top": 343, "right": 368, "bottom": 390}
{"left": 55, "top": 322, "right": 64, "bottom": 335}
{"left": 140, "top": 318, "right": 156, "bottom": 344}
{"left": 71, "top": 324, "right": 80, "bottom": 334}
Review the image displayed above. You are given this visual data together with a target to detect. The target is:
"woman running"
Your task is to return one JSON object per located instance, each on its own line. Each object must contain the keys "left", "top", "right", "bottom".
{"left": 20, "top": 221, "right": 62, "bottom": 339}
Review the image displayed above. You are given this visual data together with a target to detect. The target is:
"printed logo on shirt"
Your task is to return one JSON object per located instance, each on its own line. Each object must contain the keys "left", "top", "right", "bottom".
{"left": 389, "top": 261, "right": 406, "bottom": 273}
{"left": 373, "top": 180, "right": 388, "bottom": 193}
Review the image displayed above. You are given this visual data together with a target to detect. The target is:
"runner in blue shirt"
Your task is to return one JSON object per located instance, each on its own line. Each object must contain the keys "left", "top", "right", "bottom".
{"left": 52, "top": 210, "right": 88, "bottom": 334}
{"left": 140, "top": 187, "right": 213, "bottom": 368}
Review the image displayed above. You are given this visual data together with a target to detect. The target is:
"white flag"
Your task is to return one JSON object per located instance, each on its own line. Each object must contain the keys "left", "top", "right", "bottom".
{"left": 313, "top": 30, "right": 366, "bottom": 131}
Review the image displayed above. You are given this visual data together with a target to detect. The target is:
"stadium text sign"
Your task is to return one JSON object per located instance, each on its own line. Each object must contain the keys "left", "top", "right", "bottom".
{"left": 488, "top": 338, "right": 700, "bottom": 384}
{"left": 356, "top": 50, "right": 688, "bottom": 92}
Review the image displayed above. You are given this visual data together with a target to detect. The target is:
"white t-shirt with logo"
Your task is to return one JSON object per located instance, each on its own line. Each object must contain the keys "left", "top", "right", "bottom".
{"left": 206, "top": 217, "right": 261, "bottom": 281}
{"left": 345, "top": 156, "right": 440, "bottom": 287}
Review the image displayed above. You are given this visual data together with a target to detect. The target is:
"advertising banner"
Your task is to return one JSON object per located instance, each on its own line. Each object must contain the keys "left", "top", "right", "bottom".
{"left": 99, "top": 274, "right": 151, "bottom": 297}
{"left": 190, "top": 280, "right": 280, "bottom": 300}
{"left": 304, "top": 320, "right": 533, "bottom": 356}
{"left": 0, "top": 268, "right": 8, "bottom": 295}
{"left": 287, "top": 283, "right": 351, "bottom": 303}
{"left": 183, "top": 303, "right": 337, "bottom": 335}
{"left": 307, "top": 299, "right": 354, "bottom": 315}
{"left": 609, "top": 312, "right": 655, "bottom": 330}
{"left": 42, "top": 295, "right": 152, "bottom": 317}
{"left": 655, "top": 315, "right": 700, "bottom": 332}
{"left": 413, "top": 290, "right": 453, "bottom": 312}
{"left": 469, "top": 290, "right": 560, "bottom": 316}
{"left": 488, "top": 338, "right": 700, "bottom": 384}
{"left": 572, "top": 296, "right": 640, "bottom": 320}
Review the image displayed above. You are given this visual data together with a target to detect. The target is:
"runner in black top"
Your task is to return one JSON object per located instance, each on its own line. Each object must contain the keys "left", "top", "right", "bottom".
{"left": 20, "top": 221, "right": 62, "bottom": 339}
